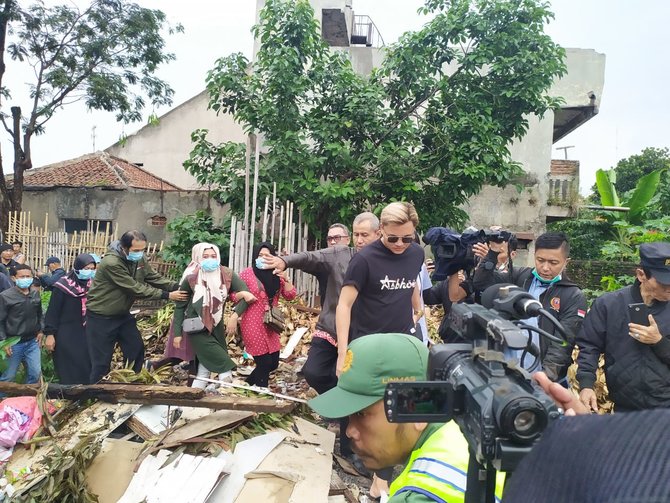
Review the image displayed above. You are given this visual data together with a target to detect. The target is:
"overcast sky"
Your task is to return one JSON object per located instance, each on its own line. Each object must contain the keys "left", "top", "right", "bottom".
{"left": 2, "top": 0, "right": 668, "bottom": 194}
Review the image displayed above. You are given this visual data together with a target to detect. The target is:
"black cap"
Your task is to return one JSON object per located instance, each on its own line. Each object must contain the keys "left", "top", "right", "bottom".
{"left": 0, "top": 243, "right": 12, "bottom": 253}
{"left": 640, "top": 242, "right": 670, "bottom": 285}
{"left": 45, "top": 256, "right": 61, "bottom": 266}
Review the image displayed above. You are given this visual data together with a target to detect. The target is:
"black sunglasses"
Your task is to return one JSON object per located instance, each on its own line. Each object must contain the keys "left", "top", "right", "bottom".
{"left": 386, "top": 235, "right": 414, "bottom": 244}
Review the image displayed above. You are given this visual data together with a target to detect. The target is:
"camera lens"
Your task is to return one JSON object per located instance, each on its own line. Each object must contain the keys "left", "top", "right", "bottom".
{"left": 495, "top": 396, "right": 547, "bottom": 444}
{"left": 513, "top": 410, "right": 537, "bottom": 435}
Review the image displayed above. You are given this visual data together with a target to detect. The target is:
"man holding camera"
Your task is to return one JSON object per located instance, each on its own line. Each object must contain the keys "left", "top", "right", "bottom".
{"left": 576, "top": 242, "right": 670, "bottom": 412}
{"left": 309, "top": 333, "right": 504, "bottom": 502}
{"left": 473, "top": 232, "right": 587, "bottom": 382}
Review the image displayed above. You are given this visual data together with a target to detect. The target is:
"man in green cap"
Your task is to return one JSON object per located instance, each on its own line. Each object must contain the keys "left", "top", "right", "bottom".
{"left": 309, "top": 333, "right": 504, "bottom": 502}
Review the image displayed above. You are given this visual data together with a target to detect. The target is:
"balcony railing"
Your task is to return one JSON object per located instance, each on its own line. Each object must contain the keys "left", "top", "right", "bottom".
{"left": 351, "top": 15, "right": 385, "bottom": 48}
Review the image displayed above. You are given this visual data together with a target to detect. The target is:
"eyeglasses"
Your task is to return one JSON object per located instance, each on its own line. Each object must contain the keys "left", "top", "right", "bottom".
{"left": 327, "top": 235, "right": 348, "bottom": 243}
{"left": 386, "top": 235, "right": 414, "bottom": 244}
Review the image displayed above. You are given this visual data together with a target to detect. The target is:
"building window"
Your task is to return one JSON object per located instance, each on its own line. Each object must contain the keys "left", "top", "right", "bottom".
{"left": 63, "top": 219, "right": 113, "bottom": 234}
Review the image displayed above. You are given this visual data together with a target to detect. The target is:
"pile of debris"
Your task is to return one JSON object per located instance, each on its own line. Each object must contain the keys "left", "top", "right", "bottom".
{"left": 0, "top": 300, "right": 377, "bottom": 502}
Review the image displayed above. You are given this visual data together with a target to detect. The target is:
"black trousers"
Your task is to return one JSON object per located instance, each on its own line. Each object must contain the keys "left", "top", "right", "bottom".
{"left": 87, "top": 311, "right": 144, "bottom": 383}
{"left": 301, "top": 337, "right": 353, "bottom": 456}
{"left": 302, "top": 337, "right": 338, "bottom": 394}
{"left": 247, "top": 351, "right": 280, "bottom": 388}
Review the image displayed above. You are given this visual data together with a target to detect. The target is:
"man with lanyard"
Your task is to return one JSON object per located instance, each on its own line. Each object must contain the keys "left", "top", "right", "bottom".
{"left": 577, "top": 242, "right": 670, "bottom": 412}
{"left": 262, "top": 211, "right": 380, "bottom": 475}
{"left": 309, "top": 333, "right": 504, "bottom": 502}
{"left": 473, "top": 232, "right": 587, "bottom": 383}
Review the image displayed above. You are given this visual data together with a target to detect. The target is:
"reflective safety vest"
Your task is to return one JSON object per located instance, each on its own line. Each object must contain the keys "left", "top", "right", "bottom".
{"left": 389, "top": 422, "right": 505, "bottom": 503}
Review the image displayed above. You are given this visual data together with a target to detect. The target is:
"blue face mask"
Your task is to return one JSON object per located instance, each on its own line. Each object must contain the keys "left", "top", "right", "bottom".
{"left": 200, "top": 258, "right": 219, "bottom": 272}
{"left": 255, "top": 257, "right": 267, "bottom": 270}
{"left": 15, "top": 278, "right": 33, "bottom": 289}
{"left": 76, "top": 269, "right": 96, "bottom": 281}
{"left": 127, "top": 251, "right": 144, "bottom": 262}
{"left": 532, "top": 268, "right": 562, "bottom": 285}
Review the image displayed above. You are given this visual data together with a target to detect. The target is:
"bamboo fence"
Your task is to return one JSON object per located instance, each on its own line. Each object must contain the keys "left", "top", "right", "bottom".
{"left": 5, "top": 212, "right": 174, "bottom": 276}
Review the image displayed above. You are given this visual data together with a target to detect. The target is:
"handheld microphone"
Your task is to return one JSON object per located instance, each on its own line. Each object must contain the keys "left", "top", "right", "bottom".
{"left": 481, "top": 284, "right": 542, "bottom": 320}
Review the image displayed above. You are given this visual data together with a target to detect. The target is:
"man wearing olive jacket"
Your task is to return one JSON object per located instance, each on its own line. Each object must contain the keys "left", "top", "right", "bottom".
{"left": 86, "top": 230, "right": 188, "bottom": 383}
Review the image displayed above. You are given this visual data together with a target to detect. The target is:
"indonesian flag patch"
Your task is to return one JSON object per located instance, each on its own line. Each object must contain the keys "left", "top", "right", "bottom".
{"left": 577, "top": 309, "right": 586, "bottom": 318}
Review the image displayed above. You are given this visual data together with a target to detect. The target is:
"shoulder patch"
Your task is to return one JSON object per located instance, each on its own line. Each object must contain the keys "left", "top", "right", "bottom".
{"left": 342, "top": 349, "right": 354, "bottom": 373}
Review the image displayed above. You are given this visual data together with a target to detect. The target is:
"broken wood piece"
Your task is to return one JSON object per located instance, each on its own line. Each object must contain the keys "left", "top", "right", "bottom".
{"left": 280, "top": 326, "right": 308, "bottom": 359}
{"left": 194, "top": 375, "right": 308, "bottom": 404}
{"left": 0, "top": 382, "right": 296, "bottom": 413}
{"left": 125, "top": 404, "right": 211, "bottom": 440}
{"left": 7, "top": 402, "right": 140, "bottom": 497}
{"left": 158, "top": 410, "right": 253, "bottom": 448}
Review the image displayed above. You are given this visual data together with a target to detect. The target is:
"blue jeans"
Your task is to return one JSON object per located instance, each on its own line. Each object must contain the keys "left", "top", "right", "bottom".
{"left": 0, "top": 338, "right": 41, "bottom": 384}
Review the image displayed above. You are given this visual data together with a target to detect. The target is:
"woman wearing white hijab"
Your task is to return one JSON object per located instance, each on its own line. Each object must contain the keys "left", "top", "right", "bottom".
{"left": 173, "top": 243, "right": 255, "bottom": 383}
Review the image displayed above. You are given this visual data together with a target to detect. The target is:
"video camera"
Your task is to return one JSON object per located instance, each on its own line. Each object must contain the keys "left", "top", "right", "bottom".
{"left": 383, "top": 285, "right": 567, "bottom": 500}
{"left": 423, "top": 227, "right": 513, "bottom": 280}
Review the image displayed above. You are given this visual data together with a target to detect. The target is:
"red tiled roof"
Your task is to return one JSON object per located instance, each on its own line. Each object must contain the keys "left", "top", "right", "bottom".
{"left": 10, "top": 152, "right": 181, "bottom": 191}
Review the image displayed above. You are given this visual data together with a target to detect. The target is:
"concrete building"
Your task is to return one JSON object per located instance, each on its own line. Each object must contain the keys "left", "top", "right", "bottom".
{"left": 105, "top": 1, "right": 605, "bottom": 262}
{"left": 15, "top": 152, "right": 225, "bottom": 243}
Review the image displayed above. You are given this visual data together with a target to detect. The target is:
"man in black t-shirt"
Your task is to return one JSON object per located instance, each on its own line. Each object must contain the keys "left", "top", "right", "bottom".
{"left": 334, "top": 201, "right": 424, "bottom": 497}
{"left": 336, "top": 202, "right": 424, "bottom": 374}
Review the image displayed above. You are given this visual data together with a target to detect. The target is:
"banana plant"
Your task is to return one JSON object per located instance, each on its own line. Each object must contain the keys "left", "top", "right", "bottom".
{"left": 0, "top": 337, "right": 21, "bottom": 359}
{"left": 595, "top": 168, "right": 664, "bottom": 225}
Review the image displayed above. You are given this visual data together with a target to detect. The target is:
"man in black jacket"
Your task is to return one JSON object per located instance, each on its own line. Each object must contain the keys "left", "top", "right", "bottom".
{"left": 577, "top": 242, "right": 670, "bottom": 412}
{"left": 473, "top": 232, "right": 587, "bottom": 382}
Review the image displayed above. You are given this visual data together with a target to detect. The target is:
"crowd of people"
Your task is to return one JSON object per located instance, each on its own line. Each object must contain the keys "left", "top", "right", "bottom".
{"left": 1, "top": 204, "right": 669, "bottom": 501}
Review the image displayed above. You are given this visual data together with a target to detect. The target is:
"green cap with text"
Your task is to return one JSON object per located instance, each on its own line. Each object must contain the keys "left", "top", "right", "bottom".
{"left": 308, "top": 333, "right": 429, "bottom": 419}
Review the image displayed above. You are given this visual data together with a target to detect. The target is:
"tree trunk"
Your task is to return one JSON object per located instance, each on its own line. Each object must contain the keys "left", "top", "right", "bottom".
{"left": 10, "top": 106, "right": 24, "bottom": 214}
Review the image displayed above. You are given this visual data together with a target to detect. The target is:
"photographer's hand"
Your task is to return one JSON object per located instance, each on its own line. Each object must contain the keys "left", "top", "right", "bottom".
{"left": 533, "top": 372, "right": 590, "bottom": 416}
{"left": 472, "top": 242, "right": 490, "bottom": 259}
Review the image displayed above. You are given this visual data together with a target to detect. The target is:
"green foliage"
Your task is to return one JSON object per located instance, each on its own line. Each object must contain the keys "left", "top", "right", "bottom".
{"left": 548, "top": 211, "right": 611, "bottom": 260}
{"left": 0, "top": 0, "right": 182, "bottom": 219}
{"left": 196, "top": 0, "right": 565, "bottom": 233}
{"left": 583, "top": 273, "right": 636, "bottom": 305}
{"left": 590, "top": 147, "right": 670, "bottom": 210}
{"left": 600, "top": 217, "right": 670, "bottom": 262}
{"left": 41, "top": 290, "right": 51, "bottom": 312}
{"left": 6, "top": 0, "right": 182, "bottom": 125}
{"left": 162, "top": 211, "right": 231, "bottom": 269}
{"left": 0, "top": 336, "right": 21, "bottom": 360}
{"left": 595, "top": 169, "right": 619, "bottom": 207}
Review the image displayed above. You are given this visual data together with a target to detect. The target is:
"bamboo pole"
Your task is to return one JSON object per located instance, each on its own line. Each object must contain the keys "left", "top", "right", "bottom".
{"left": 249, "top": 133, "right": 261, "bottom": 262}
{"left": 242, "top": 134, "right": 252, "bottom": 268}
{"left": 261, "top": 195, "right": 269, "bottom": 242}
{"left": 271, "top": 182, "right": 277, "bottom": 244}
{"left": 228, "top": 215, "right": 237, "bottom": 269}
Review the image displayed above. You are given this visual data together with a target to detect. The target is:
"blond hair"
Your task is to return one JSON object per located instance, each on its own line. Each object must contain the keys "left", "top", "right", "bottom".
{"left": 380, "top": 202, "right": 419, "bottom": 228}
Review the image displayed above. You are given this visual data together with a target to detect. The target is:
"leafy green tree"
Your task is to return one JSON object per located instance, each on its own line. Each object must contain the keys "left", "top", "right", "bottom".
{"left": 161, "top": 211, "right": 231, "bottom": 270}
{"left": 191, "top": 0, "right": 565, "bottom": 236}
{"left": 0, "top": 0, "right": 182, "bottom": 231}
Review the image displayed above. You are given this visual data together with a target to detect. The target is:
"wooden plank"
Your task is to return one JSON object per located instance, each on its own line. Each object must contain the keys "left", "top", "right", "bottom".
{"left": 158, "top": 409, "right": 253, "bottom": 447}
{"left": 0, "top": 382, "right": 296, "bottom": 413}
